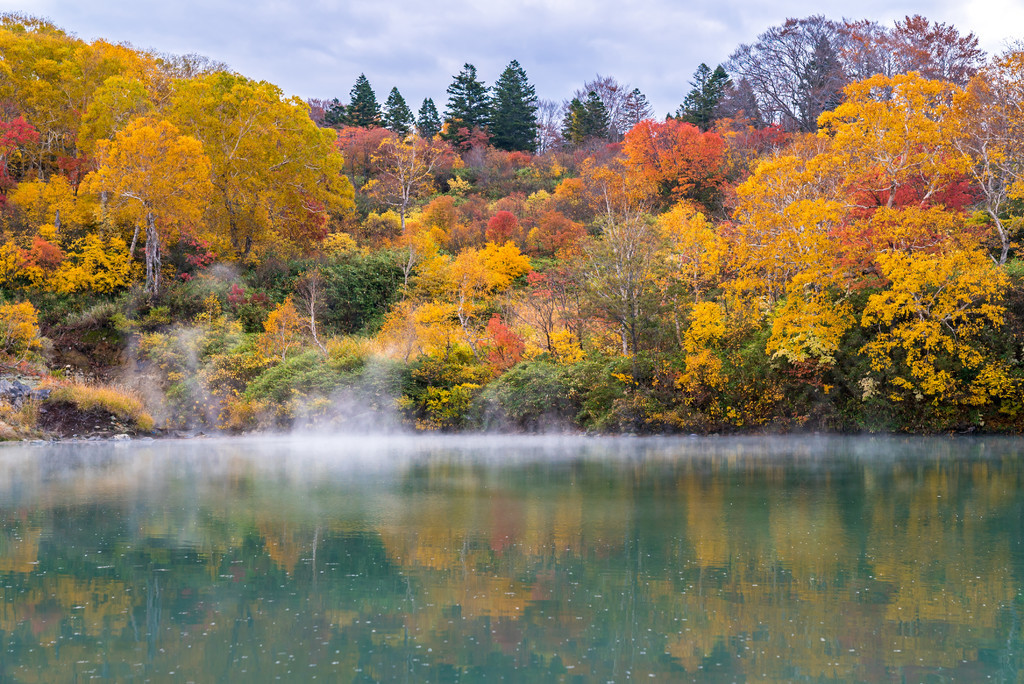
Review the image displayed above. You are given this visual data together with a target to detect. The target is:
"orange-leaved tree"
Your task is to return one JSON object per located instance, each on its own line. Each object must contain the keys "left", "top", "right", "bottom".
{"left": 621, "top": 118, "right": 729, "bottom": 212}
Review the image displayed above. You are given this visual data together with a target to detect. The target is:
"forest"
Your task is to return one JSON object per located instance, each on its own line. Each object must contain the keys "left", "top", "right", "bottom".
{"left": 0, "top": 12, "right": 1022, "bottom": 437}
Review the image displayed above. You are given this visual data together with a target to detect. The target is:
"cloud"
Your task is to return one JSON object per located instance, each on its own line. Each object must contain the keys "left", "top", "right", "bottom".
{"left": 0, "top": 0, "right": 1012, "bottom": 118}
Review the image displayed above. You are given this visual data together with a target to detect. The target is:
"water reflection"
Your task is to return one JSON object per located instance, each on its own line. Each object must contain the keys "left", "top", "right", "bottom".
{"left": 0, "top": 435, "right": 1021, "bottom": 682}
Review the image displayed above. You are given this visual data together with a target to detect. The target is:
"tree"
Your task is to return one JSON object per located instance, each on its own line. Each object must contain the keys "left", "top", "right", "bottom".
{"left": 888, "top": 15, "right": 985, "bottom": 85}
{"left": 383, "top": 87, "right": 414, "bottom": 135}
{"left": 861, "top": 247, "right": 1011, "bottom": 407}
{"left": 818, "top": 73, "right": 969, "bottom": 213}
{"left": 0, "top": 117, "right": 37, "bottom": 203}
{"left": 726, "top": 16, "right": 848, "bottom": 131}
{"left": 365, "top": 133, "right": 455, "bottom": 282}
{"left": 76, "top": 76, "right": 155, "bottom": 156}
{"left": 535, "top": 99, "right": 564, "bottom": 153}
{"left": 0, "top": 301, "right": 42, "bottom": 359}
{"left": 489, "top": 59, "right": 538, "bottom": 152}
{"left": 571, "top": 75, "right": 637, "bottom": 140}
{"left": 295, "top": 267, "right": 328, "bottom": 355}
{"left": 953, "top": 49, "right": 1024, "bottom": 265}
{"left": 443, "top": 63, "right": 491, "bottom": 145}
{"left": 81, "top": 118, "right": 213, "bottom": 294}
{"left": 324, "top": 98, "right": 348, "bottom": 128}
{"left": 562, "top": 92, "right": 610, "bottom": 146}
{"left": 348, "top": 74, "right": 380, "bottom": 128}
{"left": 584, "top": 214, "right": 660, "bottom": 357}
{"left": 621, "top": 118, "right": 729, "bottom": 211}
{"left": 677, "top": 64, "right": 731, "bottom": 130}
{"left": 168, "top": 72, "right": 354, "bottom": 261}
{"left": 621, "top": 88, "right": 654, "bottom": 131}
{"left": 416, "top": 98, "right": 442, "bottom": 138}
{"left": 840, "top": 16, "right": 985, "bottom": 86}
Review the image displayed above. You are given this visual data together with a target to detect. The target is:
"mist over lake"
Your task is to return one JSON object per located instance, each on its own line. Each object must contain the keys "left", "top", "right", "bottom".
{"left": 0, "top": 435, "right": 1021, "bottom": 682}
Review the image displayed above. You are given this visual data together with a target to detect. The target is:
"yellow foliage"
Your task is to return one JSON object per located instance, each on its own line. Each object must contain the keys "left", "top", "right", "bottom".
{"left": 658, "top": 202, "right": 728, "bottom": 299}
{"left": 550, "top": 330, "right": 585, "bottom": 364}
{"left": 819, "top": 73, "right": 969, "bottom": 205}
{"left": 0, "top": 301, "right": 42, "bottom": 357}
{"left": 0, "top": 242, "right": 24, "bottom": 287}
{"left": 8, "top": 176, "right": 88, "bottom": 232}
{"left": 861, "top": 248, "right": 1012, "bottom": 405}
{"left": 51, "top": 234, "right": 132, "bottom": 294}
{"left": 447, "top": 176, "right": 471, "bottom": 195}
{"left": 684, "top": 301, "right": 726, "bottom": 353}
{"left": 258, "top": 298, "right": 303, "bottom": 361}
{"left": 322, "top": 231, "right": 359, "bottom": 256}
{"left": 767, "top": 273, "right": 854, "bottom": 365}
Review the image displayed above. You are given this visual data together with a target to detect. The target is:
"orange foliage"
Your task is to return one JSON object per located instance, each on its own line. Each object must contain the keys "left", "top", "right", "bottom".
{"left": 621, "top": 118, "right": 728, "bottom": 210}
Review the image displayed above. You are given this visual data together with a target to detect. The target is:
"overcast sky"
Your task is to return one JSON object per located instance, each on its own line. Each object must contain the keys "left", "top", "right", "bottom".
{"left": 4, "top": 0, "right": 1022, "bottom": 117}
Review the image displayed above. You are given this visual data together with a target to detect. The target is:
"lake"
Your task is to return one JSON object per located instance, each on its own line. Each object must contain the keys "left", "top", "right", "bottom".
{"left": 0, "top": 435, "right": 1021, "bottom": 682}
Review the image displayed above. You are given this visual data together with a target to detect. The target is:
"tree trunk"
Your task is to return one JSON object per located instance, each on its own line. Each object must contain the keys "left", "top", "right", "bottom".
{"left": 144, "top": 212, "right": 160, "bottom": 295}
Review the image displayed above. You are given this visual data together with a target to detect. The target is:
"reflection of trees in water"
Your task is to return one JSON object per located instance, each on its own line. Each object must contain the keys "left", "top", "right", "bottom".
{"left": 0, "top": 441, "right": 1020, "bottom": 680}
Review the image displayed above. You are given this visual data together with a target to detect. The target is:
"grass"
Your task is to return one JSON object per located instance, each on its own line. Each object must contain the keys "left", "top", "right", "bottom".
{"left": 44, "top": 381, "right": 155, "bottom": 432}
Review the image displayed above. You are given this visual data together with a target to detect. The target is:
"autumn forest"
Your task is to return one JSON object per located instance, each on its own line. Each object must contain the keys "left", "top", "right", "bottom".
{"left": 1, "top": 12, "right": 1023, "bottom": 437}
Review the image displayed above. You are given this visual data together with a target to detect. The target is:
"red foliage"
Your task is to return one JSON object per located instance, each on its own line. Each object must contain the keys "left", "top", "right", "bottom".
{"left": 528, "top": 210, "right": 587, "bottom": 257}
{"left": 0, "top": 117, "right": 39, "bottom": 201}
{"left": 227, "top": 283, "right": 247, "bottom": 306}
{"left": 25, "top": 236, "right": 64, "bottom": 272}
{"left": 484, "top": 315, "right": 525, "bottom": 372}
{"left": 335, "top": 126, "right": 394, "bottom": 185}
{"left": 486, "top": 211, "right": 518, "bottom": 243}
{"left": 57, "top": 154, "right": 90, "bottom": 191}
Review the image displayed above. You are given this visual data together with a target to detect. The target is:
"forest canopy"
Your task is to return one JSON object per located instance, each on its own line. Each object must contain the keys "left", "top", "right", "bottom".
{"left": 1, "top": 11, "right": 1023, "bottom": 436}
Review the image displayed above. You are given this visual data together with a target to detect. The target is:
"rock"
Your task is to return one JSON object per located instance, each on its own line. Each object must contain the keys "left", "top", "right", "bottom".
{"left": 113, "top": 433, "right": 130, "bottom": 441}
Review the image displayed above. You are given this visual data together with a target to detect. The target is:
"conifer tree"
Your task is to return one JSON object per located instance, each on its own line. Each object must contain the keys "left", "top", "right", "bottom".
{"left": 324, "top": 98, "right": 347, "bottom": 128}
{"left": 348, "top": 74, "right": 380, "bottom": 128}
{"left": 489, "top": 59, "right": 538, "bottom": 152}
{"left": 417, "top": 98, "right": 442, "bottom": 138}
{"left": 562, "top": 91, "right": 610, "bottom": 146}
{"left": 383, "top": 87, "right": 414, "bottom": 134}
{"left": 443, "top": 63, "right": 490, "bottom": 144}
{"left": 677, "top": 64, "right": 731, "bottom": 130}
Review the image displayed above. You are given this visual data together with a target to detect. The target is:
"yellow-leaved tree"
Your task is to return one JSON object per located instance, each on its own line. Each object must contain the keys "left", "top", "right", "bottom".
{"left": 861, "top": 247, "right": 1012, "bottom": 407}
{"left": 81, "top": 118, "right": 212, "bottom": 294}
{"left": 0, "top": 301, "right": 42, "bottom": 359}
{"left": 167, "top": 73, "right": 354, "bottom": 261}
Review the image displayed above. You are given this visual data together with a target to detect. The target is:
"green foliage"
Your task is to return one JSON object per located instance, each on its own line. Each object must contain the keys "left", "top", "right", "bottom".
{"left": 489, "top": 59, "right": 538, "bottom": 152}
{"left": 474, "top": 359, "right": 580, "bottom": 431}
{"left": 383, "top": 87, "right": 414, "bottom": 135}
{"left": 443, "top": 63, "right": 490, "bottom": 144}
{"left": 348, "top": 74, "right": 380, "bottom": 128}
{"left": 562, "top": 92, "right": 610, "bottom": 146}
{"left": 399, "top": 346, "right": 489, "bottom": 430}
{"left": 416, "top": 98, "right": 441, "bottom": 138}
{"left": 677, "top": 63, "right": 731, "bottom": 130}
{"left": 322, "top": 250, "right": 404, "bottom": 335}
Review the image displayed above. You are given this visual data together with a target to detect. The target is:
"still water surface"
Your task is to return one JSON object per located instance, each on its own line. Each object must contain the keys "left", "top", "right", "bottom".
{"left": 0, "top": 435, "right": 1021, "bottom": 682}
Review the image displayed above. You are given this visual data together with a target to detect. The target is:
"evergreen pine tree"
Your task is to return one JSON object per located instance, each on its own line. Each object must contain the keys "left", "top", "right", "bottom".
{"left": 348, "top": 74, "right": 380, "bottom": 128}
{"left": 443, "top": 63, "right": 490, "bottom": 144}
{"left": 324, "top": 98, "right": 348, "bottom": 128}
{"left": 677, "top": 64, "right": 731, "bottom": 130}
{"left": 383, "top": 87, "right": 414, "bottom": 134}
{"left": 417, "top": 98, "right": 442, "bottom": 138}
{"left": 561, "top": 91, "right": 610, "bottom": 146}
{"left": 489, "top": 59, "right": 538, "bottom": 152}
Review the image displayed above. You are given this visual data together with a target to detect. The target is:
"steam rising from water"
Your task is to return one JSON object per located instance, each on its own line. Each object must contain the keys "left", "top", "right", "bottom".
{"left": 0, "top": 433, "right": 1017, "bottom": 509}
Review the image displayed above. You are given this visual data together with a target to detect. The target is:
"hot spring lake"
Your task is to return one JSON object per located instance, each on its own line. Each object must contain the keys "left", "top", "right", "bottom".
{"left": 0, "top": 434, "right": 1021, "bottom": 682}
